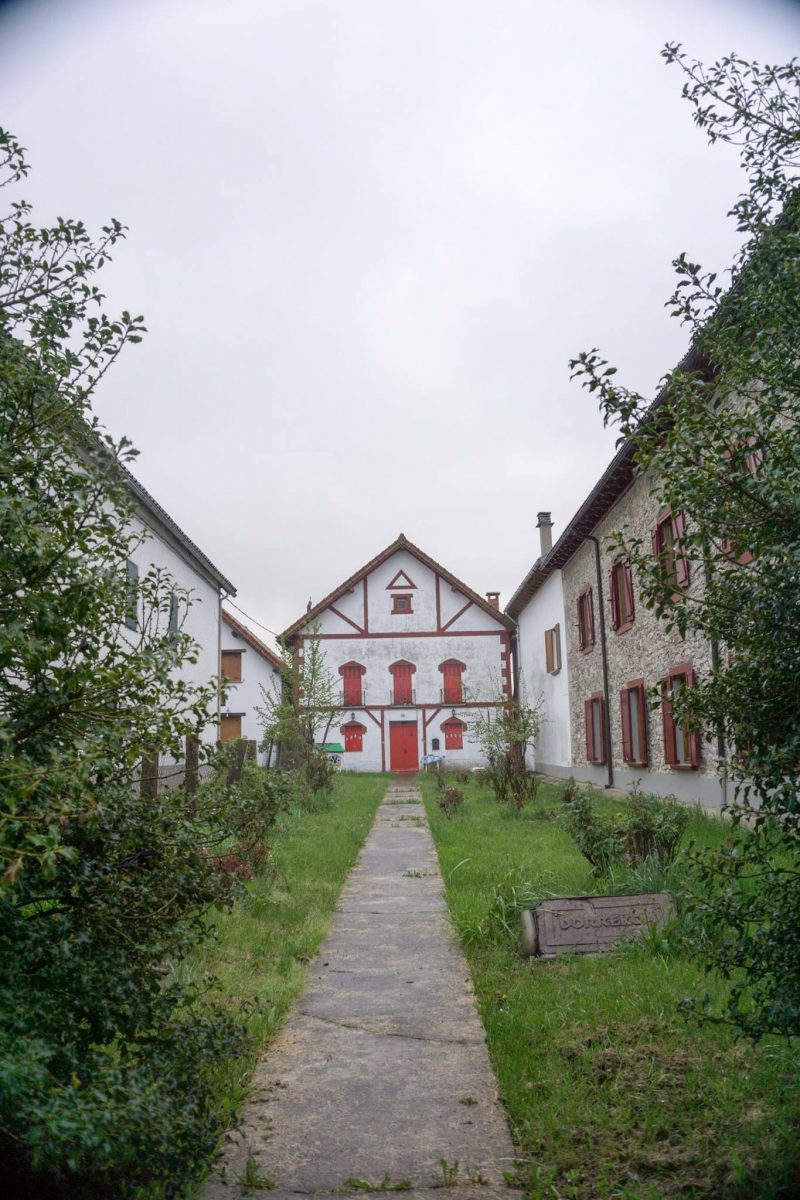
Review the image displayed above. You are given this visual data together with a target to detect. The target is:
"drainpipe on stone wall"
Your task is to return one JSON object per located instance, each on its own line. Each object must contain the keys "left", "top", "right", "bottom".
{"left": 510, "top": 629, "right": 521, "bottom": 700}
{"left": 586, "top": 535, "right": 614, "bottom": 790}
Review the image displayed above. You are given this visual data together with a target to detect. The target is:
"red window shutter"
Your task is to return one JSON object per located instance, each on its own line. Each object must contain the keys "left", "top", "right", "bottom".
{"left": 587, "top": 588, "right": 595, "bottom": 647}
{"left": 609, "top": 568, "right": 620, "bottom": 631}
{"left": 637, "top": 687, "right": 649, "bottom": 767}
{"left": 577, "top": 596, "right": 586, "bottom": 651}
{"left": 620, "top": 689, "right": 632, "bottom": 763}
{"left": 673, "top": 510, "right": 690, "bottom": 587}
{"left": 544, "top": 630, "right": 553, "bottom": 674}
{"left": 687, "top": 728, "right": 701, "bottom": 768}
{"left": 443, "top": 719, "right": 464, "bottom": 750}
{"left": 651, "top": 527, "right": 661, "bottom": 560}
{"left": 341, "top": 721, "right": 365, "bottom": 752}
{"left": 585, "top": 698, "right": 594, "bottom": 762}
{"left": 391, "top": 661, "right": 414, "bottom": 704}
{"left": 441, "top": 661, "right": 463, "bottom": 703}
{"left": 596, "top": 698, "right": 606, "bottom": 764}
{"left": 624, "top": 562, "right": 635, "bottom": 623}
{"left": 340, "top": 663, "right": 364, "bottom": 706}
{"left": 661, "top": 685, "right": 678, "bottom": 766}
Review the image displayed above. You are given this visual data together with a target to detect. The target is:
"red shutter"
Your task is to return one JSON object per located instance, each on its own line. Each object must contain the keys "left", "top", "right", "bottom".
{"left": 637, "top": 687, "right": 649, "bottom": 767}
{"left": 661, "top": 684, "right": 677, "bottom": 766}
{"left": 674, "top": 510, "right": 690, "bottom": 587}
{"left": 544, "top": 630, "right": 554, "bottom": 674}
{"left": 651, "top": 527, "right": 661, "bottom": 560}
{"left": 391, "top": 662, "right": 414, "bottom": 704}
{"left": 341, "top": 663, "right": 363, "bottom": 706}
{"left": 577, "top": 596, "right": 586, "bottom": 651}
{"left": 609, "top": 568, "right": 620, "bottom": 631}
{"left": 596, "top": 698, "right": 606, "bottom": 764}
{"left": 624, "top": 562, "right": 635, "bottom": 623}
{"left": 442, "top": 661, "right": 463, "bottom": 703}
{"left": 585, "top": 698, "right": 594, "bottom": 762}
{"left": 443, "top": 719, "right": 464, "bottom": 750}
{"left": 587, "top": 588, "right": 595, "bottom": 647}
{"left": 620, "top": 689, "right": 632, "bottom": 763}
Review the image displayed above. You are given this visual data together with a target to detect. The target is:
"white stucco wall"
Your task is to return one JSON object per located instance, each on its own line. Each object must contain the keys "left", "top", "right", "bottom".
{"left": 125, "top": 512, "right": 225, "bottom": 769}
{"left": 221, "top": 621, "right": 282, "bottom": 766}
{"left": 515, "top": 569, "right": 572, "bottom": 773}
{"left": 292, "top": 547, "right": 512, "bottom": 772}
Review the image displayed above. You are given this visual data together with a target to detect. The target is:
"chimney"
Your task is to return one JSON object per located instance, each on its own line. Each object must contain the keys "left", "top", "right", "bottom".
{"left": 486, "top": 591, "right": 500, "bottom": 610}
{"left": 537, "top": 511, "right": 553, "bottom": 556}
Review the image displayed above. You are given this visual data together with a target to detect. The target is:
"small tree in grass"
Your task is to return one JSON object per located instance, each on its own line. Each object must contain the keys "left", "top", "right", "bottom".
{"left": 257, "top": 623, "right": 339, "bottom": 804}
{"left": 468, "top": 696, "right": 542, "bottom": 811}
{"left": 569, "top": 48, "right": 800, "bottom": 1038}
{"left": 0, "top": 128, "right": 283, "bottom": 1196}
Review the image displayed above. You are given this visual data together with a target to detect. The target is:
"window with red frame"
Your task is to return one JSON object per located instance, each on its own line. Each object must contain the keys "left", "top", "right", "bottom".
{"left": 652, "top": 508, "right": 690, "bottom": 589}
{"left": 577, "top": 586, "right": 595, "bottom": 651}
{"left": 341, "top": 720, "right": 367, "bottom": 752}
{"left": 584, "top": 693, "right": 605, "bottom": 764}
{"left": 609, "top": 558, "right": 635, "bottom": 632}
{"left": 661, "top": 664, "right": 700, "bottom": 769}
{"left": 442, "top": 717, "right": 466, "bottom": 750}
{"left": 389, "top": 660, "right": 415, "bottom": 704}
{"left": 439, "top": 659, "right": 466, "bottom": 703}
{"left": 391, "top": 594, "right": 413, "bottom": 614}
{"left": 339, "top": 661, "right": 365, "bottom": 706}
{"left": 620, "top": 679, "right": 648, "bottom": 767}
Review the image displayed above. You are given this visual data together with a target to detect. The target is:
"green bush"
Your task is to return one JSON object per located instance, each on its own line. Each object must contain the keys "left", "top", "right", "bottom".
{"left": 563, "top": 789, "right": 689, "bottom": 879}
{"left": 437, "top": 784, "right": 464, "bottom": 818}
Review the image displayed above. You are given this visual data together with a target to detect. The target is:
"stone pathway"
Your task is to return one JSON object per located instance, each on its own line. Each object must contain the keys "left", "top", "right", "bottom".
{"left": 204, "top": 780, "right": 518, "bottom": 1200}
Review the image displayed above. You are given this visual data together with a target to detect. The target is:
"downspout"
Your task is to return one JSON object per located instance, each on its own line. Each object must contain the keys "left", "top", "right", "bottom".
{"left": 587, "top": 535, "right": 614, "bottom": 789}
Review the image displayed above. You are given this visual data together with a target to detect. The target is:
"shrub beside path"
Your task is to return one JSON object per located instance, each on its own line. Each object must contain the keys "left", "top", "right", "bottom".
{"left": 204, "top": 779, "right": 518, "bottom": 1200}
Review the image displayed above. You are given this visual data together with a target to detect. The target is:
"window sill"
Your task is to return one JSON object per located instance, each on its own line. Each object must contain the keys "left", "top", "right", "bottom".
{"left": 668, "top": 763, "right": 699, "bottom": 771}
{"left": 579, "top": 644, "right": 595, "bottom": 655}
{"left": 623, "top": 758, "right": 649, "bottom": 769}
{"left": 547, "top": 668, "right": 561, "bottom": 676}
{"left": 614, "top": 621, "right": 634, "bottom": 635}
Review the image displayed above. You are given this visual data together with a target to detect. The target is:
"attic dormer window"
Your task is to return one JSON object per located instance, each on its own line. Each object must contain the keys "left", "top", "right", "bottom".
{"left": 392, "top": 594, "right": 413, "bottom": 614}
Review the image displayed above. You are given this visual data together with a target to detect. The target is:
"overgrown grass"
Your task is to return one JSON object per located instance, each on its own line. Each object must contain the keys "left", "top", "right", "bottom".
{"left": 178, "top": 772, "right": 386, "bottom": 1180}
{"left": 421, "top": 774, "right": 800, "bottom": 1200}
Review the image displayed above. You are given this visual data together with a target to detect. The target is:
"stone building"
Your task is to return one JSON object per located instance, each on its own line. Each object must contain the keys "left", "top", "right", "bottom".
{"left": 281, "top": 534, "right": 515, "bottom": 772}
{"left": 508, "top": 439, "right": 724, "bottom": 810}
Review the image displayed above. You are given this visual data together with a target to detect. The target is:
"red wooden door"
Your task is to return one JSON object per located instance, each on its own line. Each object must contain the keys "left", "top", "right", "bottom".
{"left": 389, "top": 722, "right": 419, "bottom": 772}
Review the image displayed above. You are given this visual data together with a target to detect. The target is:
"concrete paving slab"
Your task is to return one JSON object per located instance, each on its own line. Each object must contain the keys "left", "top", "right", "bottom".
{"left": 204, "top": 782, "right": 518, "bottom": 1199}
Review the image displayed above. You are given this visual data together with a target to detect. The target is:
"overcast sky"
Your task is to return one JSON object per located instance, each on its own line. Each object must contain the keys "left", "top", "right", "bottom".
{"left": 1, "top": 0, "right": 798, "bottom": 642}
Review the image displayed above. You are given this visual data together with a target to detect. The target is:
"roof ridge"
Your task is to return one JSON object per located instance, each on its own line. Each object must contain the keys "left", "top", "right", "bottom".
{"left": 281, "top": 535, "right": 515, "bottom": 641}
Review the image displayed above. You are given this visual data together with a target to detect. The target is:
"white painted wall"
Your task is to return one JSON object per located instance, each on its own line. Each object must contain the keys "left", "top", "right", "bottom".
{"left": 220, "top": 621, "right": 282, "bottom": 766}
{"left": 126, "top": 515, "right": 222, "bottom": 734}
{"left": 293, "top": 547, "right": 512, "bottom": 772}
{"left": 516, "top": 569, "right": 573, "bottom": 772}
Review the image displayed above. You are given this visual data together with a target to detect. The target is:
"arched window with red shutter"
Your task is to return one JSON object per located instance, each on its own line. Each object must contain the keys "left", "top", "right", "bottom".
{"left": 339, "top": 661, "right": 366, "bottom": 706}
{"left": 438, "top": 659, "right": 466, "bottom": 703}
{"left": 441, "top": 717, "right": 466, "bottom": 750}
{"left": 341, "top": 720, "right": 367, "bottom": 753}
{"left": 389, "top": 660, "right": 416, "bottom": 705}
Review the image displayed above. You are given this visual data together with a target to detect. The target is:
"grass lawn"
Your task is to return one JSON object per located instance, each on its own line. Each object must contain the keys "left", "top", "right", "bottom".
{"left": 178, "top": 771, "right": 386, "bottom": 1159}
{"left": 421, "top": 774, "right": 800, "bottom": 1200}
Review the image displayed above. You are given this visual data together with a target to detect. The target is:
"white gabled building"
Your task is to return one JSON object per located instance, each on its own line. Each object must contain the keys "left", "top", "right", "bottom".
{"left": 121, "top": 466, "right": 236, "bottom": 784}
{"left": 505, "top": 513, "right": 573, "bottom": 776}
{"left": 281, "top": 534, "right": 516, "bottom": 773}
{"left": 221, "top": 609, "right": 283, "bottom": 765}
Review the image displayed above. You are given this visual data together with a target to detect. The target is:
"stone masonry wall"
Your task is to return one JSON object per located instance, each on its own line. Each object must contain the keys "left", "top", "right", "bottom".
{"left": 561, "top": 465, "right": 723, "bottom": 807}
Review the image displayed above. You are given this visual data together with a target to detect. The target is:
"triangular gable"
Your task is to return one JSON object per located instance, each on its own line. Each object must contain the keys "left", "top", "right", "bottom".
{"left": 281, "top": 532, "right": 516, "bottom": 642}
{"left": 386, "top": 569, "right": 417, "bottom": 591}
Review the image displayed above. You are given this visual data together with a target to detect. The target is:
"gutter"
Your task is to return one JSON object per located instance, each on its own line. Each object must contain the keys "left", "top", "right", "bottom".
{"left": 587, "top": 535, "right": 614, "bottom": 789}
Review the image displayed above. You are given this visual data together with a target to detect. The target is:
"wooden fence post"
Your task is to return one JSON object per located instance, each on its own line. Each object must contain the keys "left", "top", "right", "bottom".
{"left": 140, "top": 752, "right": 160, "bottom": 800}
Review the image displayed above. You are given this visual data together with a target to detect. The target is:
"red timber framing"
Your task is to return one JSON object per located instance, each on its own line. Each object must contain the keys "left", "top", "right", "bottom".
{"left": 281, "top": 533, "right": 515, "bottom": 645}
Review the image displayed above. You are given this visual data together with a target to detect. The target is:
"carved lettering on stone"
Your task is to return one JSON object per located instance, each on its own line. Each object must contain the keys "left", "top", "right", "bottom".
{"left": 520, "top": 893, "right": 674, "bottom": 958}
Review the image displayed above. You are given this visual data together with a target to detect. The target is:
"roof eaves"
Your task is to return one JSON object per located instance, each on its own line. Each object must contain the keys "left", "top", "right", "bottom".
{"left": 122, "top": 464, "right": 237, "bottom": 595}
{"left": 222, "top": 609, "right": 283, "bottom": 669}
